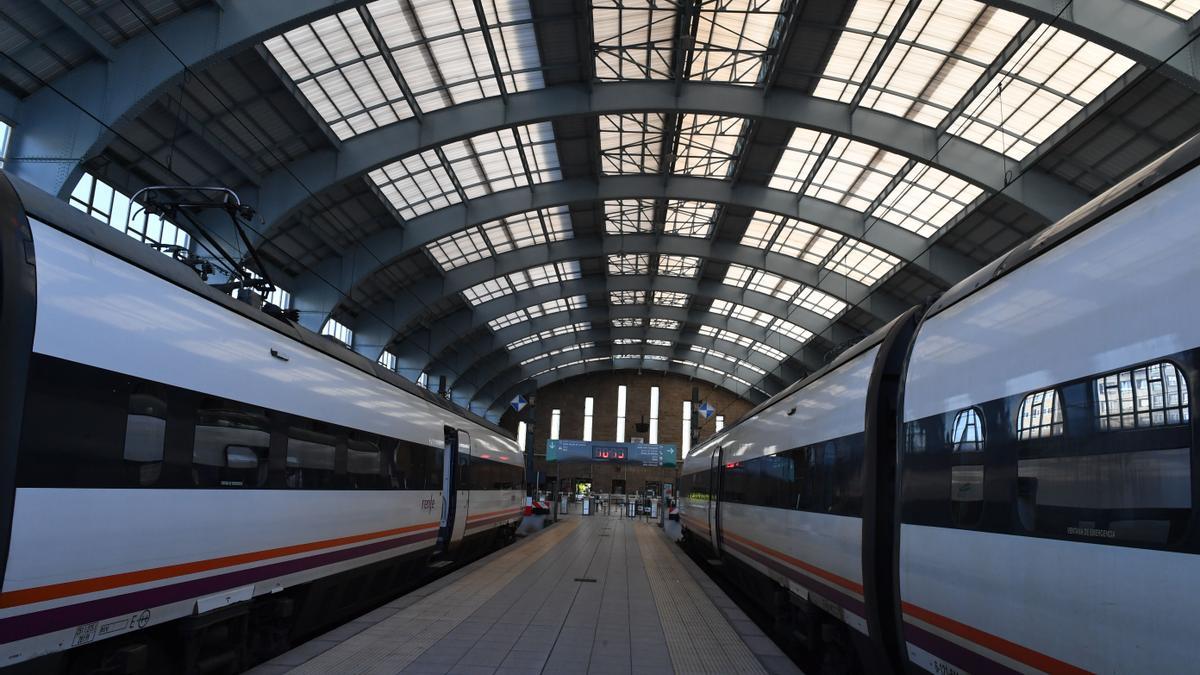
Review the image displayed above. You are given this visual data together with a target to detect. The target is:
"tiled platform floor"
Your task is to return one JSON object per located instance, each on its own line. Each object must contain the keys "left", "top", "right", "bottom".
{"left": 248, "top": 514, "right": 802, "bottom": 675}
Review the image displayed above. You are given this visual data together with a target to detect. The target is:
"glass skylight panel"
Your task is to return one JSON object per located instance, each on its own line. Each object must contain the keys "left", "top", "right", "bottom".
{"left": 649, "top": 318, "right": 681, "bottom": 329}
{"left": 520, "top": 342, "right": 594, "bottom": 366}
{"left": 709, "top": 299, "right": 814, "bottom": 342}
{"left": 643, "top": 354, "right": 669, "bottom": 361}
{"left": 369, "top": 150, "right": 460, "bottom": 220}
{"left": 947, "top": 24, "right": 1133, "bottom": 159}
{"left": 769, "top": 128, "right": 830, "bottom": 193}
{"left": 647, "top": 338, "right": 672, "bottom": 346}
{"left": 806, "top": 137, "right": 909, "bottom": 211}
{"left": 825, "top": 239, "right": 901, "bottom": 284}
{"left": 657, "top": 255, "right": 701, "bottom": 278}
{"left": 321, "top": 317, "right": 354, "bottom": 346}
{"left": 1136, "top": 0, "right": 1200, "bottom": 19}
{"left": 461, "top": 261, "right": 580, "bottom": 305}
{"left": 592, "top": 1, "right": 675, "bottom": 80}
{"left": 372, "top": 123, "right": 559, "bottom": 221}
{"left": 872, "top": 163, "right": 984, "bottom": 237}
{"left": 600, "top": 113, "right": 665, "bottom": 174}
{"left": 691, "top": 0, "right": 784, "bottom": 84}
{"left": 443, "top": 123, "right": 560, "bottom": 198}
{"left": 722, "top": 265, "right": 848, "bottom": 318}
{"left": 691, "top": 345, "right": 767, "bottom": 375}
{"left": 698, "top": 325, "right": 789, "bottom": 361}
{"left": 664, "top": 200, "right": 717, "bottom": 237}
{"left": 815, "top": 0, "right": 1025, "bottom": 127}
{"left": 614, "top": 338, "right": 643, "bottom": 345}
{"left": 740, "top": 212, "right": 841, "bottom": 265}
{"left": 265, "top": 9, "right": 414, "bottom": 140}
{"left": 378, "top": 350, "right": 398, "bottom": 371}
{"left": 612, "top": 318, "right": 645, "bottom": 327}
{"left": 672, "top": 115, "right": 746, "bottom": 177}
{"left": 608, "top": 254, "right": 651, "bottom": 275}
{"left": 506, "top": 322, "right": 591, "bottom": 350}
{"left": 610, "top": 290, "right": 648, "bottom": 305}
{"left": 696, "top": 362, "right": 754, "bottom": 387}
{"left": 266, "top": 0, "right": 544, "bottom": 140}
{"left": 426, "top": 206, "right": 573, "bottom": 271}
{"left": 653, "top": 291, "right": 690, "bottom": 307}
{"left": 605, "top": 199, "right": 656, "bottom": 234}
{"left": 488, "top": 295, "right": 586, "bottom": 330}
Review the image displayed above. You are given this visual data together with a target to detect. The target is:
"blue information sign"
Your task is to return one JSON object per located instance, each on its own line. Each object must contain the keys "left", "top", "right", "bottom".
{"left": 546, "top": 439, "right": 677, "bottom": 467}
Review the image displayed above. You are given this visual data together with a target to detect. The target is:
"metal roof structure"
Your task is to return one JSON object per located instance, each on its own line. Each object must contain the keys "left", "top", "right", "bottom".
{"left": 3, "top": 0, "right": 1200, "bottom": 420}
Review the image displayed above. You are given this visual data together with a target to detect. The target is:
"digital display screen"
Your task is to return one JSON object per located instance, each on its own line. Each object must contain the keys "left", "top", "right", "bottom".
{"left": 592, "top": 446, "right": 627, "bottom": 460}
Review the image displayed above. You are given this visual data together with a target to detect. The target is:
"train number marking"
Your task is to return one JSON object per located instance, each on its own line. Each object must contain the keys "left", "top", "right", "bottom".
{"left": 71, "top": 622, "right": 97, "bottom": 647}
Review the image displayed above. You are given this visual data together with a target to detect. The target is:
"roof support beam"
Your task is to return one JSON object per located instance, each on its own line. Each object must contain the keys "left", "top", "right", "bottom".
{"left": 289, "top": 176, "right": 978, "bottom": 329}
{"left": 35, "top": 0, "right": 115, "bottom": 61}
{"left": 252, "top": 82, "right": 1088, "bottom": 243}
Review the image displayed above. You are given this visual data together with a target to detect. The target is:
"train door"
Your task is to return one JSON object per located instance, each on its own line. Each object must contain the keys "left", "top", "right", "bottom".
{"left": 450, "top": 430, "right": 471, "bottom": 546}
{"left": 437, "top": 426, "right": 459, "bottom": 552}
{"left": 708, "top": 445, "right": 726, "bottom": 557}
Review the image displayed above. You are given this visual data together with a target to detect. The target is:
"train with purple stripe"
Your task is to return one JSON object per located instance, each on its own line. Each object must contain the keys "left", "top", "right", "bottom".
{"left": 0, "top": 171, "right": 526, "bottom": 673}
{"left": 681, "top": 133, "right": 1200, "bottom": 675}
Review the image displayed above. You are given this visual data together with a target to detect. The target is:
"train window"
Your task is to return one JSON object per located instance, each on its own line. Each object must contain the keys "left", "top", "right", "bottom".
{"left": 193, "top": 405, "right": 270, "bottom": 488}
{"left": 1095, "top": 362, "right": 1190, "bottom": 430}
{"left": 950, "top": 465, "right": 984, "bottom": 528}
{"left": 347, "top": 436, "right": 386, "bottom": 489}
{"left": 124, "top": 391, "right": 167, "bottom": 486}
{"left": 950, "top": 408, "right": 984, "bottom": 452}
{"left": 1017, "top": 388, "right": 1063, "bottom": 439}
{"left": 286, "top": 425, "right": 338, "bottom": 489}
{"left": 394, "top": 441, "right": 442, "bottom": 490}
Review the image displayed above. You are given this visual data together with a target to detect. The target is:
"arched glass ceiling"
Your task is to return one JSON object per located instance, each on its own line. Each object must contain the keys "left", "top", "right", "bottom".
{"left": 264, "top": 1, "right": 544, "bottom": 140}
{"left": 814, "top": 0, "right": 1134, "bottom": 160}
{"left": 592, "top": 0, "right": 785, "bottom": 84}
{"left": 599, "top": 113, "right": 749, "bottom": 177}
{"left": 740, "top": 211, "right": 902, "bottom": 284}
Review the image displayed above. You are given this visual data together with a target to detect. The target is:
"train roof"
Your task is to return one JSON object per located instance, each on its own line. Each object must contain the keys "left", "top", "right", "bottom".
{"left": 7, "top": 171, "right": 514, "bottom": 442}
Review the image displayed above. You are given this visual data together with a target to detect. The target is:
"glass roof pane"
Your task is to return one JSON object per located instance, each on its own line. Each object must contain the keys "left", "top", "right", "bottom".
{"left": 610, "top": 290, "right": 648, "bottom": 304}
{"left": 371, "top": 123, "right": 558, "bottom": 221}
{"left": 1134, "top": 0, "right": 1200, "bottom": 19}
{"left": 506, "top": 321, "right": 591, "bottom": 350}
{"left": 946, "top": 23, "right": 1134, "bottom": 159}
{"left": 815, "top": 0, "right": 1026, "bottom": 127}
{"left": 600, "top": 113, "right": 665, "bottom": 174}
{"left": 427, "top": 205, "right": 573, "bottom": 271}
{"left": 608, "top": 253, "right": 651, "bottom": 275}
{"left": 653, "top": 291, "right": 690, "bottom": 307}
{"left": 698, "top": 325, "right": 789, "bottom": 360}
{"left": 266, "top": 0, "right": 544, "bottom": 140}
{"left": 650, "top": 318, "right": 680, "bottom": 329}
{"left": 664, "top": 200, "right": 717, "bottom": 237}
{"left": 605, "top": 199, "right": 656, "bottom": 234}
{"left": 592, "top": 0, "right": 784, "bottom": 84}
{"left": 489, "top": 295, "right": 586, "bottom": 330}
{"left": 521, "top": 341, "right": 595, "bottom": 366}
{"left": 871, "top": 163, "right": 984, "bottom": 237}
{"left": 657, "top": 255, "right": 701, "bottom": 278}
{"left": 806, "top": 137, "right": 909, "bottom": 212}
{"left": 708, "top": 299, "right": 814, "bottom": 342}
{"left": 612, "top": 317, "right": 644, "bottom": 327}
{"left": 369, "top": 149, "right": 460, "bottom": 220}
{"left": 722, "top": 264, "right": 848, "bottom": 318}
{"left": 740, "top": 210, "right": 900, "bottom": 286}
{"left": 825, "top": 239, "right": 901, "bottom": 284}
{"left": 672, "top": 115, "right": 747, "bottom": 177}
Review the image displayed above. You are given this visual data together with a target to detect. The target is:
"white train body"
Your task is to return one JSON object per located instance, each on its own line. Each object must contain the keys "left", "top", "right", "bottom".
{"left": 681, "top": 135, "right": 1200, "bottom": 674}
{"left": 0, "top": 177, "right": 524, "bottom": 669}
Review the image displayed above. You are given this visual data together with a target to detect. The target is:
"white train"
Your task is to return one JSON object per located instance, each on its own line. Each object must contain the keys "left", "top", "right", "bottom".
{"left": 0, "top": 173, "right": 525, "bottom": 673}
{"left": 681, "top": 133, "right": 1200, "bottom": 675}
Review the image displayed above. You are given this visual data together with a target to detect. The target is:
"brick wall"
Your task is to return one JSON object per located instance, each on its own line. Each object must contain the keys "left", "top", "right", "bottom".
{"left": 500, "top": 370, "right": 754, "bottom": 496}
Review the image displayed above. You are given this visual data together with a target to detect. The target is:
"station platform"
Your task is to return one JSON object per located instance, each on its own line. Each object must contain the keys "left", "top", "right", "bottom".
{"left": 247, "top": 513, "right": 802, "bottom": 675}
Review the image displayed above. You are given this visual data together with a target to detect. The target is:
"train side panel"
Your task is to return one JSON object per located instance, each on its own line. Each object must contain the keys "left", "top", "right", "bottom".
{"left": 899, "top": 155, "right": 1200, "bottom": 673}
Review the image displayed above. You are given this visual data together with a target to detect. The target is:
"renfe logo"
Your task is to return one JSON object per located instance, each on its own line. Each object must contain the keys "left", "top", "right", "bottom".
{"left": 420, "top": 497, "right": 436, "bottom": 512}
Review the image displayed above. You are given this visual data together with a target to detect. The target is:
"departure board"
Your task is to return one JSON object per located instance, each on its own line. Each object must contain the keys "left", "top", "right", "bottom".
{"left": 547, "top": 439, "right": 677, "bottom": 467}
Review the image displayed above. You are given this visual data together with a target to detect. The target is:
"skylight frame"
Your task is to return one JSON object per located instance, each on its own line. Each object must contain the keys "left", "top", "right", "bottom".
{"left": 722, "top": 264, "right": 848, "bottom": 319}
{"left": 708, "top": 299, "right": 814, "bottom": 343}
{"left": 672, "top": 115, "right": 748, "bottom": 178}
{"left": 610, "top": 290, "right": 648, "bottom": 305}
{"left": 461, "top": 261, "right": 581, "bottom": 306}
{"left": 506, "top": 321, "right": 591, "bottom": 350}
{"left": 653, "top": 291, "right": 690, "bottom": 307}
{"left": 600, "top": 113, "right": 666, "bottom": 175}
{"left": 649, "top": 318, "right": 682, "bottom": 329}
{"left": 605, "top": 199, "right": 656, "bottom": 234}
{"left": 608, "top": 253, "right": 651, "bottom": 275}
{"left": 611, "top": 317, "right": 645, "bottom": 327}
{"left": 698, "top": 325, "right": 790, "bottom": 362}
{"left": 664, "top": 200, "right": 717, "bottom": 238}
{"left": 1135, "top": 0, "right": 1200, "bottom": 19}
{"left": 657, "top": 255, "right": 702, "bottom": 278}
{"left": 489, "top": 295, "right": 587, "bottom": 330}
{"left": 739, "top": 210, "right": 901, "bottom": 286}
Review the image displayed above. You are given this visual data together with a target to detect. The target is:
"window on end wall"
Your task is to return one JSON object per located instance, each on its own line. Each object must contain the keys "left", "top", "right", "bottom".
{"left": 321, "top": 318, "right": 353, "bottom": 347}
{"left": 378, "top": 350, "right": 397, "bottom": 371}
{"left": 69, "top": 173, "right": 191, "bottom": 252}
{"left": 950, "top": 408, "right": 984, "bottom": 452}
{"left": 417, "top": 372, "right": 429, "bottom": 389}
{"left": 0, "top": 120, "right": 11, "bottom": 168}
{"left": 1016, "top": 388, "right": 1063, "bottom": 439}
